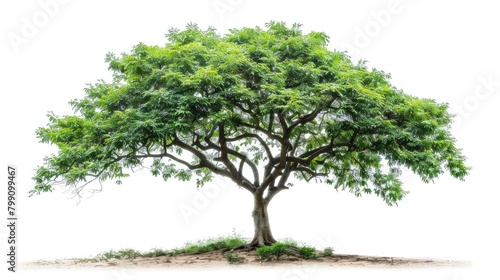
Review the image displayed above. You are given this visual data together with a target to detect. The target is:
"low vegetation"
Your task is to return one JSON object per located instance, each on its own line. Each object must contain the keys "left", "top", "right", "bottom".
{"left": 72, "top": 234, "right": 334, "bottom": 264}
{"left": 224, "top": 252, "right": 243, "bottom": 264}
{"left": 255, "top": 240, "right": 334, "bottom": 261}
{"left": 72, "top": 233, "right": 246, "bottom": 263}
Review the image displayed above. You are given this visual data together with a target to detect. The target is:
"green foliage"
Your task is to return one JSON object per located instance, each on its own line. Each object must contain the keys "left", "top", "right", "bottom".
{"left": 256, "top": 242, "right": 294, "bottom": 260}
{"left": 255, "top": 242, "right": 320, "bottom": 260}
{"left": 142, "top": 248, "right": 170, "bottom": 258}
{"left": 280, "top": 239, "right": 298, "bottom": 247}
{"left": 224, "top": 252, "right": 242, "bottom": 264}
{"left": 322, "top": 247, "right": 334, "bottom": 257}
{"left": 72, "top": 234, "right": 246, "bottom": 263}
{"left": 97, "top": 249, "right": 141, "bottom": 261}
{"left": 169, "top": 234, "right": 246, "bottom": 255}
{"left": 32, "top": 21, "right": 469, "bottom": 207}
{"left": 298, "top": 246, "right": 318, "bottom": 259}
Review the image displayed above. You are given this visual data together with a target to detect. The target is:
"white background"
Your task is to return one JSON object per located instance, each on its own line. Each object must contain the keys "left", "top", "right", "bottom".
{"left": 1, "top": 0, "right": 499, "bottom": 279}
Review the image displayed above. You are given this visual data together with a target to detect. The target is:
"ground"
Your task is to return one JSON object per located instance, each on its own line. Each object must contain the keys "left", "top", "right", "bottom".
{"left": 24, "top": 248, "right": 466, "bottom": 269}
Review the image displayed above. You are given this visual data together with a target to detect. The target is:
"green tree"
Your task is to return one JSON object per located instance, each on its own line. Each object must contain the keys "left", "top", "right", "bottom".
{"left": 32, "top": 22, "right": 469, "bottom": 246}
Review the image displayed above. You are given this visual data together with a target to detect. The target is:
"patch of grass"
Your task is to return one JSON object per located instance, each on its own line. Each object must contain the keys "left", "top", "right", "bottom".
{"left": 224, "top": 252, "right": 242, "bottom": 264}
{"left": 72, "top": 257, "right": 100, "bottom": 263}
{"left": 298, "top": 246, "right": 317, "bottom": 259}
{"left": 255, "top": 241, "right": 334, "bottom": 261}
{"left": 169, "top": 234, "right": 246, "bottom": 255}
{"left": 97, "top": 248, "right": 142, "bottom": 261}
{"left": 256, "top": 242, "right": 294, "bottom": 260}
{"left": 142, "top": 248, "right": 170, "bottom": 258}
{"left": 322, "top": 247, "right": 334, "bottom": 257}
{"left": 70, "top": 232, "right": 247, "bottom": 264}
{"left": 69, "top": 233, "right": 334, "bottom": 265}
{"left": 280, "top": 238, "right": 298, "bottom": 247}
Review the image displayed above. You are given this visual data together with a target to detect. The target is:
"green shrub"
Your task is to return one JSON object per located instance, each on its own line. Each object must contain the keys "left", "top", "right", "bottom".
{"left": 73, "top": 232, "right": 248, "bottom": 263}
{"left": 256, "top": 242, "right": 293, "bottom": 260}
{"left": 224, "top": 252, "right": 242, "bottom": 264}
{"left": 281, "top": 238, "right": 298, "bottom": 247}
{"left": 322, "top": 247, "right": 334, "bottom": 257}
{"left": 142, "top": 248, "right": 169, "bottom": 258}
{"left": 298, "top": 246, "right": 317, "bottom": 259}
{"left": 169, "top": 234, "right": 247, "bottom": 255}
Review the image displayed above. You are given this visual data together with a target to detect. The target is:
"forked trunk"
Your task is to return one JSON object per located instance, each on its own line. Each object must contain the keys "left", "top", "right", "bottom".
{"left": 250, "top": 195, "right": 277, "bottom": 247}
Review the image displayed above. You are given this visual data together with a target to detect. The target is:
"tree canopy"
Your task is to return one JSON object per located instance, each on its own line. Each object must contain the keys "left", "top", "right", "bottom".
{"left": 32, "top": 22, "right": 469, "bottom": 207}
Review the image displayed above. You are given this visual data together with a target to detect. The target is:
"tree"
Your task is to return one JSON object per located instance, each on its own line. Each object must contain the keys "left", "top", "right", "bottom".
{"left": 32, "top": 22, "right": 469, "bottom": 246}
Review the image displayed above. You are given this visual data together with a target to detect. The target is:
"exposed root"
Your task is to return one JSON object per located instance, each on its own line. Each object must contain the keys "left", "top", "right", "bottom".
{"left": 221, "top": 243, "right": 258, "bottom": 253}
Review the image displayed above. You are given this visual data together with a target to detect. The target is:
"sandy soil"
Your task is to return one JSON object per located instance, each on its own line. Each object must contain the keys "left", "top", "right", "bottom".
{"left": 23, "top": 249, "right": 468, "bottom": 270}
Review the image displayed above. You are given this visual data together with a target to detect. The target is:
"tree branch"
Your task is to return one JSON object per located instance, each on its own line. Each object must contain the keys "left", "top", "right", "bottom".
{"left": 175, "top": 135, "right": 256, "bottom": 193}
{"left": 293, "top": 166, "right": 328, "bottom": 178}
{"left": 278, "top": 112, "right": 288, "bottom": 132}
{"left": 218, "top": 125, "right": 251, "bottom": 187}
{"left": 285, "top": 97, "right": 337, "bottom": 137}
{"left": 257, "top": 134, "right": 289, "bottom": 196}
{"left": 239, "top": 121, "right": 284, "bottom": 144}
{"left": 204, "top": 134, "right": 260, "bottom": 187}
{"left": 299, "top": 142, "right": 350, "bottom": 162}
{"left": 268, "top": 111, "right": 275, "bottom": 131}
{"left": 226, "top": 132, "right": 273, "bottom": 162}
{"left": 264, "top": 185, "right": 289, "bottom": 203}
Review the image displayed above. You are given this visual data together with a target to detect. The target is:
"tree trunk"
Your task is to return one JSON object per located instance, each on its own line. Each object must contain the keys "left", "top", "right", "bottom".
{"left": 250, "top": 194, "right": 277, "bottom": 247}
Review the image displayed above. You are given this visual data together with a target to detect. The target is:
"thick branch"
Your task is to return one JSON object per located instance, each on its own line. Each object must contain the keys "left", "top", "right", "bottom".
{"left": 268, "top": 111, "right": 275, "bottom": 131}
{"left": 203, "top": 134, "right": 260, "bottom": 187}
{"left": 219, "top": 125, "right": 239, "bottom": 177}
{"left": 218, "top": 125, "right": 252, "bottom": 187}
{"left": 285, "top": 97, "right": 337, "bottom": 137}
{"left": 175, "top": 136, "right": 256, "bottom": 193}
{"left": 226, "top": 133, "right": 273, "bottom": 162}
{"left": 257, "top": 136, "right": 289, "bottom": 196}
{"left": 293, "top": 166, "right": 328, "bottom": 178}
{"left": 278, "top": 112, "right": 288, "bottom": 132}
{"left": 239, "top": 121, "right": 284, "bottom": 144}
{"left": 299, "top": 142, "right": 350, "bottom": 162}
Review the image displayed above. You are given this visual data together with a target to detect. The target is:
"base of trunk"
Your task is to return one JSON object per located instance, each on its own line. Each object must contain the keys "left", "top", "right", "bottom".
{"left": 251, "top": 196, "right": 277, "bottom": 247}
{"left": 249, "top": 236, "right": 276, "bottom": 247}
